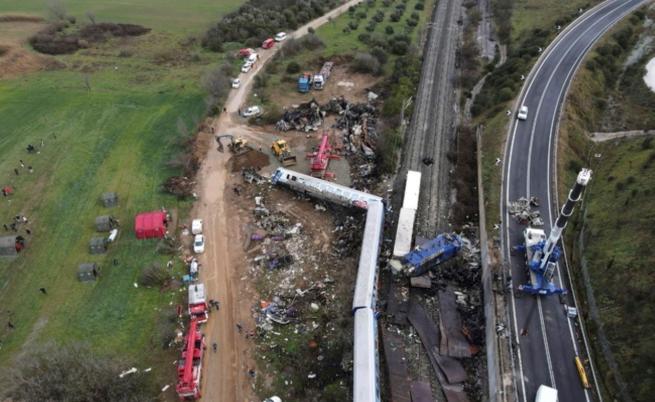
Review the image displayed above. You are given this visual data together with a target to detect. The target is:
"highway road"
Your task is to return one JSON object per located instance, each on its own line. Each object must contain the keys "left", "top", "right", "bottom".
{"left": 501, "top": 1, "right": 649, "bottom": 401}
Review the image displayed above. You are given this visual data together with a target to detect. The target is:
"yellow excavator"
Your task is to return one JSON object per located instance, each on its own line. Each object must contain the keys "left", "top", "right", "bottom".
{"left": 271, "top": 139, "right": 297, "bottom": 167}
{"left": 216, "top": 134, "right": 250, "bottom": 155}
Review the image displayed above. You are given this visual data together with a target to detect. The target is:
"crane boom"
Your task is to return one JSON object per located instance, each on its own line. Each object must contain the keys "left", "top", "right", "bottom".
{"left": 519, "top": 168, "right": 592, "bottom": 295}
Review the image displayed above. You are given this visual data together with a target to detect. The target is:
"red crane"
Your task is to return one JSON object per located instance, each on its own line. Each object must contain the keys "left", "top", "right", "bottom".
{"left": 307, "top": 131, "right": 340, "bottom": 179}
{"left": 176, "top": 318, "right": 205, "bottom": 400}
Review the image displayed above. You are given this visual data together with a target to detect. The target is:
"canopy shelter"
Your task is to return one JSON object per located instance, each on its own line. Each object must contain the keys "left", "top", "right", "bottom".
{"left": 101, "top": 192, "right": 118, "bottom": 208}
{"left": 0, "top": 235, "right": 24, "bottom": 257}
{"left": 89, "top": 237, "right": 107, "bottom": 254}
{"left": 135, "top": 211, "right": 168, "bottom": 239}
{"left": 77, "top": 263, "right": 100, "bottom": 282}
{"left": 95, "top": 215, "right": 118, "bottom": 232}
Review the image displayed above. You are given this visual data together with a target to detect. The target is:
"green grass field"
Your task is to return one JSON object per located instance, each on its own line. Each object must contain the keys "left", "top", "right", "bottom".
{"left": 510, "top": 0, "right": 600, "bottom": 42}
{"left": 0, "top": 0, "right": 243, "bottom": 33}
{"left": 0, "top": 0, "right": 243, "bottom": 392}
{"left": 0, "top": 67, "right": 205, "bottom": 368}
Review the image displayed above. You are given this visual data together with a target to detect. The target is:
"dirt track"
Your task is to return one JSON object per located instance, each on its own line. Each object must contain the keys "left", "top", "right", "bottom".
{"left": 194, "top": 1, "right": 363, "bottom": 401}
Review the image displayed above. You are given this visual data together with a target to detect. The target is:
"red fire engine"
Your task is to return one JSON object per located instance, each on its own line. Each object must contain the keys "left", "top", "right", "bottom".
{"left": 175, "top": 319, "right": 206, "bottom": 400}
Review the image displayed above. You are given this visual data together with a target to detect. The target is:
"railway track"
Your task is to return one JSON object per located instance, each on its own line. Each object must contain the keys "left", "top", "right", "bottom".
{"left": 401, "top": 0, "right": 462, "bottom": 234}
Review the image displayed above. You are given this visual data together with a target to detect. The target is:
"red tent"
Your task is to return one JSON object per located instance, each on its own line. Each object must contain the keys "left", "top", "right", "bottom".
{"left": 134, "top": 211, "right": 167, "bottom": 239}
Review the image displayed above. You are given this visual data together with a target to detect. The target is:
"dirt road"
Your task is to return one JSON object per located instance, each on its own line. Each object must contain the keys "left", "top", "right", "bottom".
{"left": 194, "top": 2, "right": 363, "bottom": 401}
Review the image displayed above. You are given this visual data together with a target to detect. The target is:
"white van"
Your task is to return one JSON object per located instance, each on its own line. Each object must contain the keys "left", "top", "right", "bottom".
{"left": 535, "top": 385, "right": 558, "bottom": 402}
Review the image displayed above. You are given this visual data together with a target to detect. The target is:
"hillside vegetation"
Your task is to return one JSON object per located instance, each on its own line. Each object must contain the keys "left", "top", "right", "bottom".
{"left": 558, "top": 6, "right": 655, "bottom": 401}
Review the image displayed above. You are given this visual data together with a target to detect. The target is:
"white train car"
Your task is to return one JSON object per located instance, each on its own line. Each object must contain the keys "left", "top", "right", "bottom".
{"left": 352, "top": 200, "right": 384, "bottom": 311}
{"left": 392, "top": 207, "right": 416, "bottom": 258}
{"left": 271, "top": 168, "right": 384, "bottom": 402}
{"left": 402, "top": 170, "right": 421, "bottom": 210}
{"left": 353, "top": 308, "right": 380, "bottom": 402}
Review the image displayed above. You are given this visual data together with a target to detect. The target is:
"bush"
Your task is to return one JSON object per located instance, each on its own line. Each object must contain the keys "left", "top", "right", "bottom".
{"left": 308, "top": 26, "right": 315, "bottom": 34}
{"left": 371, "top": 46, "right": 388, "bottom": 65}
{"left": 390, "top": 11, "right": 402, "bottom": 22}
{"left": 390, "top": 39, "right": 409, "bottom": 55}
{"left": 202, "top": 65, "right": 231, "bottom": 106}
{"left": 415, "top": 2, "right": 425, "bottom": 10}
{"left": 358, "top": 32, "right": 371, "bottom": 44}
{"left": 356, "top": 11, "right": 367, "bottom": 19}
{"left": 287, "top": 61, "right": 301, "bottom": 74}
{"left": 351, "top": 52, "right": 381, "bottom": 74}
{"left": 301, "top": 33, "right": 324, "bottom": 50}
{"left": 348, "top": 20, "right": 359, "bottom": 30}
{"left": 373, "top": 10, "right": 385, "bottom": 23}
{"left": 5, "top": 343, "right": 153, "bottom": 401}
{"left": 139, "top": 262, "right": 170, "bottom": 287}
{"left": 406, "top": 18, "right": 418, "bottom": 27}
{"left": 385, "top": 25, "right": 394, "bottom": 35}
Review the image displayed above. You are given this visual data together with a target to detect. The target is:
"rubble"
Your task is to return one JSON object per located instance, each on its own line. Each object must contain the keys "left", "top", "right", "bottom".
{"left": 276, "top": 99, "right": 324, "bottom": 132}
{"left": 410, "top": 275, "right": 432, "bottom": 289}
{"left": 163, "top": 176, "right": 196, "bottom": 197}
{"left": 508, "top": 197, "right": 544, "bottom": 226}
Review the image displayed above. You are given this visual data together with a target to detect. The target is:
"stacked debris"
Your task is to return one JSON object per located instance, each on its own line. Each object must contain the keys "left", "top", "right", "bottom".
{"left": 508, "top": 196, "right": 543, "bottom": 226}
{"left": 275, "top": 99, "right": 324, "bottom": 132}
{"left": 334, "top": 101, "right": 378, "bottom": 159}
{"left": 163, "top": 176, "right": 195, "bottom": 197}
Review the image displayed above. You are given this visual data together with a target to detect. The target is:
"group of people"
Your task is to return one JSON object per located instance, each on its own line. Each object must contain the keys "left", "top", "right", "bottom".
{"left": 3, "top": 215, "right": 30, "bottom": 235}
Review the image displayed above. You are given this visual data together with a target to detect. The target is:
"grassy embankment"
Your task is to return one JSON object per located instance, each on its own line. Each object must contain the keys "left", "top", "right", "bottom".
{"left": 0, "top": 0, "right": 243, "bottom": 391}
{"left": 476, "top": 0, "right": 601, "bottom": 230}
{"left": 557, "top": 6, "right": 655, "bottom": 401}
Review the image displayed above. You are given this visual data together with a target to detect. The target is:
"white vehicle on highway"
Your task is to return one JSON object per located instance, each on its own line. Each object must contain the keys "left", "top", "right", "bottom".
{"left": 193, "top": 234, "right": 205, "bottom": 254}
{"left": 263, "top": 397, "right": 282, "bottom": 402}
{"left": 231, "top": 78, "right": 241, "bottom": 89}
{"left": 191, "top": 219, "right": 203, "bottom": 235}
{"left": 242, "top": 106, "right": 262, "bottom": 117}
{"left": 241, "top": 63, "right": 252, "bottom": 73}
{"left": 535, "top": 385, "right": 558, "bottom": 402}
{"left": 517, "top": 105, "right": 529, "bottom": 121}
{"left": 274, "top": 32, "right": 287, "bottom": 42}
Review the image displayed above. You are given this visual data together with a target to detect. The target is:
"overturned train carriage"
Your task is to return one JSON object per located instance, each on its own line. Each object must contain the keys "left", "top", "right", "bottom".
{"left": 271, "top": 168, "right": 383, "bottom": 402}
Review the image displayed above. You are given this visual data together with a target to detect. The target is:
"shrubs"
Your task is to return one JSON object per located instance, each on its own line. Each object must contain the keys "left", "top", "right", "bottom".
{"left": 30, "top": 22, "right": 150, "bottom": 55}
{"left": 139, "top": 262, "right": 170, "bottom": 287}
{"left": 287, "top": 61, "right": 301, "bottom": 74}
{"left": 351, "top": 52, "right": 381, "bottom": 74}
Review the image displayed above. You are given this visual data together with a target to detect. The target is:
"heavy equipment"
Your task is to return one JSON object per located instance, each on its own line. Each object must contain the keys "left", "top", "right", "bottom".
{"left": 517, "top": 168, "right": 592, "bottom": 295}
{"left": 271, "top": 139, "right": 297, "bottom": 167}
{"left": 306, "top": 131, "right": 340, "bottom": 179}
{"left": 401, "top": 233, "right": 462, "bottom": 276}
{"left": 215, "top": 134, "right": 249, "bottom": 155}
{"left": 175, "top": 318, "right": 205, "bottom": 400}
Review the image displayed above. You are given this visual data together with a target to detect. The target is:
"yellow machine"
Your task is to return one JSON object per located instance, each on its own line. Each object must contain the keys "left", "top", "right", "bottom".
{"left": 271, "top": 139, "right": 297, "bottom": 167}
{"left": 216, "top": 134, "right": 249, "bottom": 155}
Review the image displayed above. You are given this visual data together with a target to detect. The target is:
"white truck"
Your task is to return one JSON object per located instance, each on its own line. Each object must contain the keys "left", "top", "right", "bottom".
{"left": 535, "top": 385, "right": 558, "bottom": 402}
{"left": 313, "top": 62, "right": 334, "bottom": 90}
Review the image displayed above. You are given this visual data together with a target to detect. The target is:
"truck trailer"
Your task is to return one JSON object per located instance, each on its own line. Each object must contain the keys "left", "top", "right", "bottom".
{"left": 313, "top": 61, "right": 334, "bottom": 90}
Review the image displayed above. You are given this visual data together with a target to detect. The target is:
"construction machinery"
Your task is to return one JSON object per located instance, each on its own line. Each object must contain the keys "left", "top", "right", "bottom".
{"left": 188, "top": 283, "right": 208, "bottom": 323}
{"left": 517, "top": 168, "right": 592, "bottom": 295}
{"left": 271, "top": 139, "right": 297, "bottom": 167}
{"left": 401, "top": 233, "right": 462, "bottom": 276}
{"left": 215, "top": 134, "right": 249, "bottom": 155}
{"left": 175, "top": 318, "right": 205, "bottom": 400}
{"left": 306, "top": 131, "right": 340, "bottom": 179}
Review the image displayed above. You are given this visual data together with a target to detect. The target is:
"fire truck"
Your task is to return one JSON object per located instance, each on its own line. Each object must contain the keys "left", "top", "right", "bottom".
{"left": 175, "top": 319, "right": 206, "bottom": 400}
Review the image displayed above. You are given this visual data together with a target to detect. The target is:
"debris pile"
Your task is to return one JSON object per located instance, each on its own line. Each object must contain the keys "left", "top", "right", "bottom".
{"left": 163, "top": 176, "right": 195, "bottom": 197}
{"left": 275, "top": 99, "right": 324, "bottom": 132}
{"left": 508, "top": 196, "right": 543, "bottom": 226}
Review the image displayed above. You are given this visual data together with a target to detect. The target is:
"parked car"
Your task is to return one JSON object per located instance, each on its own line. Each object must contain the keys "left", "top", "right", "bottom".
{"left": 262, "top": 38, "right": 275, "bottom": 49}
{"left": 232, "top": 78, "right": 241, "bottom": 89}
{"left": 517, "top": 105, "right": 528, "bottom": 121}
{"left": 193, "top": 234, "right": 205, "bottom": 254}
{"left": 242, "top": 106, "right": 262, "bottom": 117}
{"left": 274, "top": 32, "right": 287, "bottom": 42}
{"left": 241, "top": 63, "right": 252, "bottom": 73}
{"left": 191, "top": 219, "right": 203, "bottom": 235}
{"left": 247, "top": 53, "right": 258, "bottom": 64}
